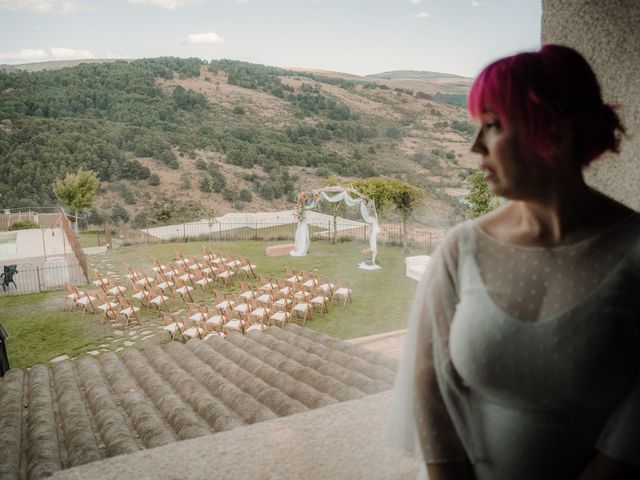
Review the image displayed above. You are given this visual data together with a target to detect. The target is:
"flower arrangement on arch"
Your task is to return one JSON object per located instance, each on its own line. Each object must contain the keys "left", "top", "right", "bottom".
{"left": 293, "top": 190, "right": 317, "bottom": 221}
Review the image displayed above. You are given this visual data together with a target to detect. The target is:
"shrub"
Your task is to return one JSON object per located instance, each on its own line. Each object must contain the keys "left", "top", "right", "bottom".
{"left": 385, "top": 126, "right": 402, "bottom": 139}
{"left": 148, "top": 174, "right": 160, "bottom": 186}
{"left": 111, "top": 204, "right": 130, "bottom": 223}
{"left": 232, "top": 106, "right": 246, "bottom": 115}
{"left": 222, "top": 188, "right": 236, "bottom": 201}
{"left": 179, "top": 172, "right": 191, "bottom": 189}
{"left": 238, "top": 189, "right": 252, "bottom": 202}
{"left": 8, "top": 220, "right": 39, "bottom": 230}
{"left": 451, "top": 120, "right": 475, "bottom": 136}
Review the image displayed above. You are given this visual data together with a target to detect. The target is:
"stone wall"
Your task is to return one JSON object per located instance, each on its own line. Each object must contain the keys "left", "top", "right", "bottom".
{"left": 542, "top": 0, "right": 640, "bottom": 210}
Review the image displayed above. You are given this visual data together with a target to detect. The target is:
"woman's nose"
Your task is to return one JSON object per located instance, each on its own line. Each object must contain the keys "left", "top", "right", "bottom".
{"left": 471, "top": 131, "right": 486, "bottom": 154}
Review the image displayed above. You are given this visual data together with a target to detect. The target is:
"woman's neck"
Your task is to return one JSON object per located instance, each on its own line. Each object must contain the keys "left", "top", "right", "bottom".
{"left": 480, "top": 175, "right": 632, "bottom": 247}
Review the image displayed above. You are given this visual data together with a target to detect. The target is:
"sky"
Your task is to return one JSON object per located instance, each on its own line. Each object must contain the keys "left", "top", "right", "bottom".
{"left": 0, "top": 0, "right": 541, "bottom": 78}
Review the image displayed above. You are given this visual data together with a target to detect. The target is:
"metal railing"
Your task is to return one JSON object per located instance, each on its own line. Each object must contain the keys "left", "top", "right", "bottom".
{"left": 0, "top": 260, "right": 85, "bottom": 295}
{"left": 87, "top": 219, "right": 445, "bottom": 254}
{"left": 58, "top": 210, "right": 89, "bottom": 283}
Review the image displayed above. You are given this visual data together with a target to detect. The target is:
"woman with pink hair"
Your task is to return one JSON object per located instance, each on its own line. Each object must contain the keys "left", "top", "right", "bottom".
{"left": 389, "top": 45, "right": 639, "bottom": 479}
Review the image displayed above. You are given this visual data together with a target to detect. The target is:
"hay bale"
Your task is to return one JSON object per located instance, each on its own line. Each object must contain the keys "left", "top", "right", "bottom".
{"left": 265, "top": 243, "right": 295, "bottom": 256}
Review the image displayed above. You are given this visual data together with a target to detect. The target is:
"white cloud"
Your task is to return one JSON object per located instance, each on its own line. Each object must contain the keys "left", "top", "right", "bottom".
{"left": 104, "top": 52, "right": 134, "bottom": 59}
{"left": 0, "top": 48, "right": 48, "bottom": 61}
{"left": 51, "top": 47, "right": 96, "bottom": 59}
{"left": 410, "top": 11, "right": 430, "bottom": 18}
{"left": 0, "top": 0, "right": 94, "bottom": 14}
{"left": 471, "top": 0, "right": 492, "bottom": 7}
{"left": 126, "top": 0, "right": 201, "bottom": 9}
{"left": 184, "top": 32, "right": 224, "bottom": 45}
{"left": 404, "top": 0, "right": 422, "bottom": 4}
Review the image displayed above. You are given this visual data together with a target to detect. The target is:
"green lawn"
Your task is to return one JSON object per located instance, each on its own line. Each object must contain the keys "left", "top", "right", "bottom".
{"left": 1, "top": 239, "right": 423, "bottom": 369}
{"left": 78, "top": 231, "right": 102, "bottom": 248}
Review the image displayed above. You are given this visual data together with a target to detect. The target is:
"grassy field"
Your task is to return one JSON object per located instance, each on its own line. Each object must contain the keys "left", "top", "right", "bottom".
{"left": 79, "top": 231, "right": 103, "bottom": 248}
{"left": 1, "top": 239, "right": 422, "bottom": 369}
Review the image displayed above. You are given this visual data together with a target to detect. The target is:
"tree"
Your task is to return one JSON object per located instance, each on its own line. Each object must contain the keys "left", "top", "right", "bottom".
{"left": 352, "top": 177, "right": 423, "bottom": 253}
{"left": 465, "top": 169, "right": 500, "bottom": 219}
{"left": 111, "top": 204, "right": 130, "bottom": 224}
{"left": 53, "top": 168, "right": 100, "bottom": 232}
{"left": 393, "top": 182, "right": 424, "bottom": 254}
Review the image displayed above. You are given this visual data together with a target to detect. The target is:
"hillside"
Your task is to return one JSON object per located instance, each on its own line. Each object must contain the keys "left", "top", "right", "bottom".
{"left": 0, "top": 57, "right": 477, "bottom": 228}
{"left": 0, "top": 58, "right": 122, "bottom": 73}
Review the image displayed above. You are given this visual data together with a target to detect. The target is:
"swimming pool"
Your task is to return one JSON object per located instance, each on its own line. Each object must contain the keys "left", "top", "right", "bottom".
{"left": 0, "top": 232, "right": 18, "bottom": 260}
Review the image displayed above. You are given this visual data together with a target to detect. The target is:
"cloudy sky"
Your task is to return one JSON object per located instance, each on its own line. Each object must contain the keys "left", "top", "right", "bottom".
{"left": 0, "top": 0, "right": 541, "bottom": 77}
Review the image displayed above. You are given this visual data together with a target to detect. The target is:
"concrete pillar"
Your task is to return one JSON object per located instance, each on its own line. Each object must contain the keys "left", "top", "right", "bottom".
{"left": 541, "top": 0, "right": 640, "bottom": 210}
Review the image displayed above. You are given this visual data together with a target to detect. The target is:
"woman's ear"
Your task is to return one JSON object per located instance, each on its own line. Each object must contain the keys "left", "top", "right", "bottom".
{"left": 548, "top": 120, "right": 574, "bottom": 160}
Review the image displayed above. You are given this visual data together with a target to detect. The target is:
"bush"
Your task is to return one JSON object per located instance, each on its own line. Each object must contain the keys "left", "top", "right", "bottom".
{"left": 8, "top": 220, "right": 39, "bottom": 230}
{"left": 222, "top": 188, "right": 236, "bottom": 201}
{"left": 232, "top": 200, "right": 245, "bottom": 210}
{"left": 451, "top": 120, "right": 475, "bottom": 136}
{"left": 111, "top": 204, "right": 130, "bottom": 223}
{"left": 315, "top": 167, "right": 331, "bottom": 178}
{"left": 238, "top": 189, "right": 252, "bottom": 202}
{"left": 385, "top": 126, "right": 402, "bottom": 139}
{"left": 85, "top": 208, "right": 107, "bottom": 226}
{"left": 232, "top": 106, "right": 246, "bottom": 115}
{"left": 113, "top": 183, "right": 137, "bottom": 204}
{"left": 131, "top": 212, "right": 150, "bottom": 228}
{"left": 179, "top": 172, "right": 191, "bottom": 189}
{"left": 148, "top": 173, "right": 160, "bottom": 186}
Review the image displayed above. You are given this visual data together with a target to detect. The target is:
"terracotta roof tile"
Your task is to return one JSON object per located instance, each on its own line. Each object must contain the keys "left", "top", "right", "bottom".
{"left": 0, "top": 325, "right": 397, "bottom": 479}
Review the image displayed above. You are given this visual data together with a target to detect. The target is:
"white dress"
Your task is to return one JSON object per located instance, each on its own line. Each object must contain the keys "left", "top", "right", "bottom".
{"left": 388, "top": 213, "right": 640, "bottom": 480}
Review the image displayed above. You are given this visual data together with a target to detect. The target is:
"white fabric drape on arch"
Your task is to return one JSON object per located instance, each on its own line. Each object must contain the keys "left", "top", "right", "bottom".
{"left": 289, "top": 190, "right": 380, "bottom": 265}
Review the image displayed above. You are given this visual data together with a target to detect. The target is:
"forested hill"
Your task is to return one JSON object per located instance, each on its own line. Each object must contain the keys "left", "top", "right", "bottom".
{"left": 0, "top": 57, "right": 476, "bottom": 228}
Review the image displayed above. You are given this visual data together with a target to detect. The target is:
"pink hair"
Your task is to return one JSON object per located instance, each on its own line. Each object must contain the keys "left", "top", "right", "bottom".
{"left": 467, "top": 44, "right": 625, "bottom": 167}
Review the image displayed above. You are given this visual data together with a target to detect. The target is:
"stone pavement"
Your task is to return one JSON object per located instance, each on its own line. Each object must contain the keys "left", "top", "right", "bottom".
{"left": 49, "top": 249, "right": 172, "bottom": 363}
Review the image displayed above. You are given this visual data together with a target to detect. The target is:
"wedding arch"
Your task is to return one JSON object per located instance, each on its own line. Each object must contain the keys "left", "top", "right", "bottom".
{"left": 289, "top": 186, "right": 381, "bottom": 266}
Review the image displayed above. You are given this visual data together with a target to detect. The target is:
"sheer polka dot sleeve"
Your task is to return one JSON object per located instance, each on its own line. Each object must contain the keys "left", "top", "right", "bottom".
{"left": 413, "top": 231, "right": 468, "bottom": 462}
{"left": 595, "top": 361, "right": 640, "bottom": 466}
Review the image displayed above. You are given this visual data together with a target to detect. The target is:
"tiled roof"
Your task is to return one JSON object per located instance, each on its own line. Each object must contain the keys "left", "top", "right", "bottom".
{"left": 0, "top": 324, "right": 397, "bottom": 480}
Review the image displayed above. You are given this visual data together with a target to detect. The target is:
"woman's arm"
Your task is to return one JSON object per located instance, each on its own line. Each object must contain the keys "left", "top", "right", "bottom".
{"left": 577, "top": 453, "right": 639, "bottom": 480}
{"left": 427, "top": 461, "right": 475, "bottom": 480}
{"left": 412, "top": 230, "right": 475, "bottom": 477}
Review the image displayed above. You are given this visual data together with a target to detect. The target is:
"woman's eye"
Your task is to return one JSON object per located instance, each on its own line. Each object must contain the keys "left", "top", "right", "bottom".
{"left": 485, "top": 121, "right": 499, "bottom": 129}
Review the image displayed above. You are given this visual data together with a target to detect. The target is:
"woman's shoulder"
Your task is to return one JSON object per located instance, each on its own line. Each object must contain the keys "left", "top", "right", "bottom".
{"left": 432, "top": 220, "right": 476, "bottom": 268}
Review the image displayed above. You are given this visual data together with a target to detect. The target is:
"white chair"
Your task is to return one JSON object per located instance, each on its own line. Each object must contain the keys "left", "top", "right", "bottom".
{"left": 161, "top": 312, "right": 183, "bottom": 341}
{"left": 292, "top": 299, "right": 313, "bottom": 326}
{"left": 332, "top": 280, "right": 353, "bottom": 306}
